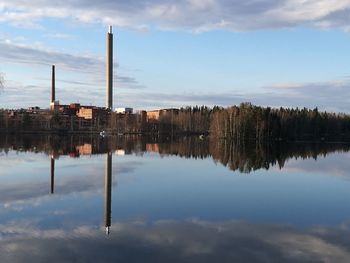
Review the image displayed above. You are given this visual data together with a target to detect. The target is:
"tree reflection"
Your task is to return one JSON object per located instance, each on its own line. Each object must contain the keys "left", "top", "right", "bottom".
{"left": 1, "top": 134, "right": 350, "bottom": 174}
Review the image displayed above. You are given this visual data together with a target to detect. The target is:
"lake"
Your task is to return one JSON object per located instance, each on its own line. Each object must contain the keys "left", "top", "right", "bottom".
{"left": 1, "top": 135, "right": 350, "bottom": 262}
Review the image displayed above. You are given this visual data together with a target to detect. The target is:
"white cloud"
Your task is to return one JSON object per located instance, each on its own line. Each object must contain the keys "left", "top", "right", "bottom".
{"left": 2, "top": 51, "right": 350, "bottom": 111}
{"left": 115, "top": 77, "right": 350, "bottom": 112}
{"left": 0, "top": 39, "right": 102, "bottom": 72}
{"left": 1, "top": 0, "right": 350, "bottom": 31}
{"left": 1, "top": 1, "right": 350, "bottom": 111}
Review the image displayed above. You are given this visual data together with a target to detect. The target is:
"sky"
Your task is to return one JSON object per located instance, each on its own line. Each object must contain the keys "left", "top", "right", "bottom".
{"left": 1, "top": 0, "right": 350, "bottom": 112}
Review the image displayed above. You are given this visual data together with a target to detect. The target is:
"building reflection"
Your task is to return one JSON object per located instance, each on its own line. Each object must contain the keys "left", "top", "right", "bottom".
{"left": 104, "top": 152, "right": 112, "bottom": 235}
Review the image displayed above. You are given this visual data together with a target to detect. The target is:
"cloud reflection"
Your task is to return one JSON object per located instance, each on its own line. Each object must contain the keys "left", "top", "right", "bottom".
{"left": 280, "top": 152, "right": 350, "bottom": 179}
{"left": 0, "top": 157, "right": 143, "bottom": 212}
{"left": 1, "top": 219, "right": 350, "bottom": 262}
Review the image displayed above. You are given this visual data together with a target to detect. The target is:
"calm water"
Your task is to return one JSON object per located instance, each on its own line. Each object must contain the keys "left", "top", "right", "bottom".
{"left": 1, "top": 135, "right": 350, "bottom": 262}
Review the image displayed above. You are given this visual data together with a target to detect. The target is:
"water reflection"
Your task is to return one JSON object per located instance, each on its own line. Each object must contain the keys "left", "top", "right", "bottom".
{"left": 1, "top": 134, "right": 350, "bottom": 174}
{"left": 50, "top": 156, "right": 54, "bottom": 194}
{"left": 2, "top": 135, "right": 350, "bottom": 262}
{"left": 49, "top": 150, "right": 114, "bottom": 235}
{"left": 1, "top": 219, "right": 350, "bottom": 262}
{"left": 104, "top": 152, "right": 112, "bottom": 235}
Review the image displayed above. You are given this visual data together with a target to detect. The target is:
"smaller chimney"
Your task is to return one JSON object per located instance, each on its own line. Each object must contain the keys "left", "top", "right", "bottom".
{"left": 51, "top": 65, "right": 55, "bottom": 103}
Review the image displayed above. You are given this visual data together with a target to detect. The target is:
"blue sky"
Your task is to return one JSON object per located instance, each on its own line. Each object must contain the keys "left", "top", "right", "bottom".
{"left": 1, "top": 0, "right": 350, "bottom": 112}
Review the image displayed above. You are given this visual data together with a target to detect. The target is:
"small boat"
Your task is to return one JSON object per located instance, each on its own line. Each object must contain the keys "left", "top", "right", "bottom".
{"left": 99, "top": 131, "right": 106, "bottom": 137}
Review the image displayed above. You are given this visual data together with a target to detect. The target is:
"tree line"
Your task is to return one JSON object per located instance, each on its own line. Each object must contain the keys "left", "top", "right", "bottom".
{"left": 157, "top": 103, "right": 350, "bottom": 142}
{"left": 2, "top": 103, "right": 350, "bottom": 142}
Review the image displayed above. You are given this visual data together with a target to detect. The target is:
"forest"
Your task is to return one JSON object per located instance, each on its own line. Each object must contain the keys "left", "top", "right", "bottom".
{"left": 160, "top": 103, "right": 350, "bottom": 142}
{"left": 1, "top": 102, "right": 350, "bottom": 142}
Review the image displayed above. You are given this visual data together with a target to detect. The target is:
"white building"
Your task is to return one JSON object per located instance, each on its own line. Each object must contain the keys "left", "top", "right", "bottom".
{"left": 115, "top": 107, "right": 133, "bottom": 114}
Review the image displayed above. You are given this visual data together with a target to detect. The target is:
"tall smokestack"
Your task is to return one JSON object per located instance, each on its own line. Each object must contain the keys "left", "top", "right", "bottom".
{"left": 51, "top": 65, "right": 55, "bottom": 103}
{"left": 106, "top": 26, "right": 113, "bottom": 110}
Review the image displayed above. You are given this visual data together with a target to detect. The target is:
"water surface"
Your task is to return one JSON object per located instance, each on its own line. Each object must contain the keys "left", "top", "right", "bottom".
{"left": 1, "top": 135, "right": 350, "bottom": 262}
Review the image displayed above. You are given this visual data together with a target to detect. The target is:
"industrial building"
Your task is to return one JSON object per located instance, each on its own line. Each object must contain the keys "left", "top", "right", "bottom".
{"left": 77, "top": 106, "right": 108, "bottom": 120}
{"left": 146, "top": 108, "right": 179, "bottom": 121}
{"left": 0, "top": 25, "right": 184, "bottom": 134}
{"left": 48, "top": 26, "right": 115, "bottom": 121}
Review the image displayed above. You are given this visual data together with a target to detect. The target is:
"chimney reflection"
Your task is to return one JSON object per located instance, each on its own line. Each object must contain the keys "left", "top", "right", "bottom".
{"left": 104, "top": 152, "right": 112, "bottom": 235}
{"left": 50, "top": 156, "right": 55, "bottom": 194}
{"left": 48, "top": 148, "right": 114, "bottom": 235}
